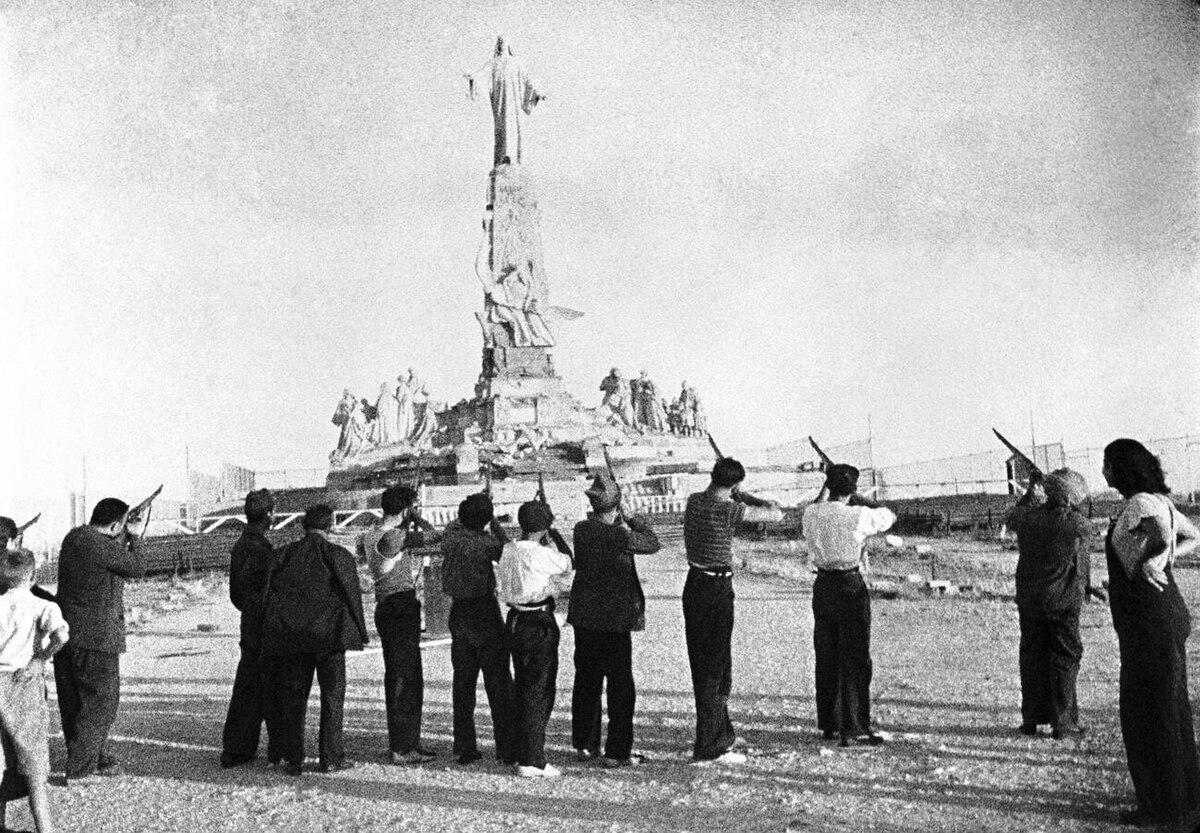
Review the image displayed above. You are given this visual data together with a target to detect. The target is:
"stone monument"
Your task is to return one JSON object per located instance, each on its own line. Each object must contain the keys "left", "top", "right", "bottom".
{"left": 325, "top": 38, "right": 710, "bottom": 492}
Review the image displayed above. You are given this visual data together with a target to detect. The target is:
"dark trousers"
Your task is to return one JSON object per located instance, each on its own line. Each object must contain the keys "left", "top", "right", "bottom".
{"left": 263, "top": 652, "right": 346, "bottom": 769}
{"left": 222, "top": 646, "right": 271, "bottom": 760}
{"left": 1117, "top": 623, "right": 1200, "bottom": 821}
{"left": 53, "top": 644, "right": 120, "bottom": 778}
{"left": 506, "top": 607, "right": 559, "bottom": 768}
{"left": 449, "top": 597, "right": 514, "bottom": 761}
{"left": 682, "top": 571, "right": 736, "bottom": 760}
{"left": 571, "top": 626, "right": 635, "bottom": 760}
{"left": 375, "top": 591, "right": 424, "bottom": 754}
{"left": 812, "top": 571, "right": 873, "bottom": 737}
{"left": 1017, "top": 606, "right": 1082, "bottom": 730}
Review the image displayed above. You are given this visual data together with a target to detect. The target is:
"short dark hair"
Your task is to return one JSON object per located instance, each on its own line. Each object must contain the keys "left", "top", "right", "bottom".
{"left": 90, "top": 498, "right": 130, "bottom": 527}
{"left": 1104, "top": 438, "right": 1169, "bottom": 498}
{"left": 0, "top": 517, "right": 17, "bottom": 542}
{"left": 382, "top": 485, "right": 418, "bottom": 517}
{"left": 303, "top": 504, "right": 335, "bottom": 532}
{"left": 0, "top": 548, "right": 35, "bottom": 586}
{"left": 244, "top": 489, "right": 275, "bottom": 525}
{"left": 710, "top": 458, "right": 746, "bottom": 489}
{"left": 458, "top": 493, "right": 495, "bottom": 531}
{"left": 825, "top": 464, "right": 860, "bottom": 500}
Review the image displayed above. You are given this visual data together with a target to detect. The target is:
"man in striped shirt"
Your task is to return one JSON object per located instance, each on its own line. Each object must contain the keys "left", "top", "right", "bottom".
{"left": 683, "top": 458, "right": 783, "bottom": 763}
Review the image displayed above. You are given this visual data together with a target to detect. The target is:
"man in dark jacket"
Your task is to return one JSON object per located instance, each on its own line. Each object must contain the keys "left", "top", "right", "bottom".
{"left": 440, "top": 493, "right": 515, "bottom": 765}
{"left": 260, "top": 504, "right": 367, "bottom": 775}
{"left": 1008, "top": 468, "right": 1099, "bottom": 739}
{"left": 220, "top": 489, "right": 276, "bottom": 768}
{"left": 568, "top": 473, "right": 660, "bottom": 767}
{"left": 55, "top": 497, "right": 147, "bottom": 781}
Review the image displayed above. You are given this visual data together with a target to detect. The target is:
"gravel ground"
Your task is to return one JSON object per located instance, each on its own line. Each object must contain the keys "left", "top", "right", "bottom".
{"left": 16, "top": 539, "right": 1200, "bottom": 832}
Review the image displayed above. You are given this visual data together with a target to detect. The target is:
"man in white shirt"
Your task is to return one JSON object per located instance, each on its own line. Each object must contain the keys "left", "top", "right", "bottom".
{"left": 495, "top": 500, "right": 573, "bottom": 778}
{"left": 802, "top": 464, "right": 896, "bottom": 747}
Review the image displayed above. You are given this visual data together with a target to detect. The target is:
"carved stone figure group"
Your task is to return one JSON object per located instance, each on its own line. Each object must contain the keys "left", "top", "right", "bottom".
{"left": 331, "top": 370, "right": 439, "bottom": 461}
{"left": 598, "top": 370, "right": 705, "bottom": 435}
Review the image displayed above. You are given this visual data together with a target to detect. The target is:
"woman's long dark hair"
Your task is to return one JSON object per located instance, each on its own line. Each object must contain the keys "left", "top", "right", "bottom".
{"left": 1103, "top": 438, "right": 1170, "bottom": 498}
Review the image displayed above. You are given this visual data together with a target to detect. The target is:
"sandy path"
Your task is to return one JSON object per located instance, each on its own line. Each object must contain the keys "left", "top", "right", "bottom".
{"left": 21, "top": 542, "right": 1197, "bottom": 832}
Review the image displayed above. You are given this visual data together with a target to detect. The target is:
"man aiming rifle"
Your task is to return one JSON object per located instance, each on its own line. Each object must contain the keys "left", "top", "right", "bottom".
{"left": 803, "top": 447, "right": 896, "bottom": 747}
{"left": 682, "top": 443, "right": 782, "bottom": 763}
{"left": 567, "top": 450, "right": 661, "bottom": 766}
{"left": 55, "top": 487, "right": 159, "bottom": 781}
{"left": 995, "top": 427, "right": 1104, "bottom": 739}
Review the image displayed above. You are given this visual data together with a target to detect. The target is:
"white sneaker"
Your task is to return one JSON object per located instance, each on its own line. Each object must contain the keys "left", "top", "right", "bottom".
{"left": 714, "top": 751, "right": 747, "bottom": 765}
{"left": 515, "top": 763, "right": 562, "bottom": 778}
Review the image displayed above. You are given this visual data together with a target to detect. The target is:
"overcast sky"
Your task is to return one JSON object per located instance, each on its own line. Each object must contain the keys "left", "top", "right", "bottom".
{"left": 1, "top": 0, "right": 1196, "bottom": 506}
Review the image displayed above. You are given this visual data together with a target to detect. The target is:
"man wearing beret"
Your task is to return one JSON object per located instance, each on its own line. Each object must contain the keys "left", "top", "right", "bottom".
{"left": 803, "top": 464, "right": 896, "bottom": 748}
{"left": 495, "top": 500, "right": 573, "bottom": 778}
{"left": 1007, "top": 467, "right": 1099, "bottom": 739}
{"left": 440, "top": 493, "right": 516, "bottom": 765}
{"left": 569, "top": 473, "right": 660, "bottom": 767}
{"left": 683, "top": 458, "right": 783, "bottom": 764}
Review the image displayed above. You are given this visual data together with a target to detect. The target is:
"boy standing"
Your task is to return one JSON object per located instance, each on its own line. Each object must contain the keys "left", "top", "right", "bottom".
{"left": 495, "top": 501, "right": 573, "bottom": 777}
{"left": 0, "top": 548, "right": 69, "bottom": 833}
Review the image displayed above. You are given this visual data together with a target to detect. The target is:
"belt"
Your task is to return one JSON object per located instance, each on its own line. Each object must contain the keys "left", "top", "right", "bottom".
{"left": 815, "top": 566, "right": 860, "bottom": 575}
{"left": 689, "top": 564, "right": 733, "bottom": 578}
{"left": 509, "top": 597, "right": 554, "bottom": 613}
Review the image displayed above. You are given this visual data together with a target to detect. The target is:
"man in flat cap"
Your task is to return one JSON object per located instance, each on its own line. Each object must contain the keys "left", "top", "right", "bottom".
{"left": 569, "top": 473, "right": 660, "bottom": 767}
{"left": 683, "top": 458, "right": 783, "bottom": 764}
{"left": 803, "top": 464, "right": 895, "bottom": 747}
{"left": 440, "top": 493, "right": 516, "bottom": 765}
{"left": 1007, "top": 467, "right": 1099, "bottom": 739}
{"left": 260, "top": 504, "right": 367, "bottom": 775}
{"left": 220, "top": 489, "right": 276, "bottom": 768}
{"left": 495, "top": 500, "right": 573, "bottom": 778}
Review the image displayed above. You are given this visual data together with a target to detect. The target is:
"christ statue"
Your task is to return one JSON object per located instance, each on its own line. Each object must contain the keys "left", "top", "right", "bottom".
{"left": 466, "top": 35, "right": 545, "bottom": 167}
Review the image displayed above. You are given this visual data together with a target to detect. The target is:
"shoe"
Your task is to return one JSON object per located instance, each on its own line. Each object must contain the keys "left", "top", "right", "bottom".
{"left": 457, "top": 751, "right": 484, "bottom": 765}
{"left": 575, "top": 748, "right": 599, "bottom": 762}
{"left": 515, "top": 763, "right": 561, "bottom": 778}
{"left": 1018, "top": 724, "right": 1039, "bottom": 736}
{"left": 319, "top": 760, "right": 356, "bottom": 774}
{"left": 600, "top": 755, "right": 641, "bottom": 769}
{"left": 220, "top": 752, "right": 255, "bottom": 769}
{"left": 390, "top": 749, "right": 435, "bottom": 765}
{"left": 838, "top": 733, "right": 884, "bottom": 748}
{"left": 1051, "top": 724, "right": 1086, "bottom": 740}
{"left": 283, "top": 762, "right": 303, "bottom": 776}
{"left": 713, "top": 751, "right": 747, "bottom": 765}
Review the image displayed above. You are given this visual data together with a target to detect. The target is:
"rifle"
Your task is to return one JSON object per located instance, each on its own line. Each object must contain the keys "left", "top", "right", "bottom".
{"left": 599, "top": 445, "right": 627, "bottom": 523}
{"left": 125, "top": 484, "right": 163, "bottom": 540}
{"left": 535, "top": 472, "right": 547, "bottom": 504}
{"left": 15, "top": 514, "right": 40, "bottom": 537}
{"left": 482, "top": 458, "right": 494, "bottom": 497}
{"left": 127, "top": 485, "right": 163, "bottom": 522}
{"left": 808, "top": 436, "right": 834, "bottom": 471}
{"left": 706, "top": 432, "right": 724, "bottom": 460}
{"left": 992, "top": 428, "right": 1043, "bottom": 482}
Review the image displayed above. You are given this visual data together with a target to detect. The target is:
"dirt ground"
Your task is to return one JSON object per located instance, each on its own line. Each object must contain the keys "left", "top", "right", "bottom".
{"left": 15, "top": 536, "right": 1200, "bottom": 833}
